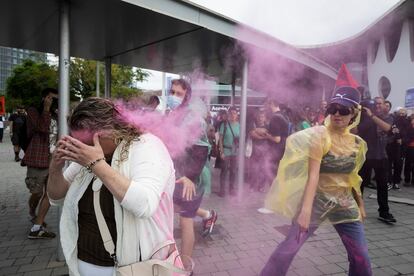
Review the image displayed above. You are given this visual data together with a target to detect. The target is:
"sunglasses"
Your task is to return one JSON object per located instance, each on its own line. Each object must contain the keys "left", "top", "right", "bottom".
{"left": 326, "top": 105, "right": 352, "bottom": 116}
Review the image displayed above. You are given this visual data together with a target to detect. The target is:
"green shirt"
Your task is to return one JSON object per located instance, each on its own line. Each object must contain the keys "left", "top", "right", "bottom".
{"left": 220, "top": 121, "right": 240, "bottom": 156}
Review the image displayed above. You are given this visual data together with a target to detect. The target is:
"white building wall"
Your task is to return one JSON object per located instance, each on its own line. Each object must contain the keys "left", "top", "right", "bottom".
{"left": 367, "top": 19, "right": 414, "bottom": 109}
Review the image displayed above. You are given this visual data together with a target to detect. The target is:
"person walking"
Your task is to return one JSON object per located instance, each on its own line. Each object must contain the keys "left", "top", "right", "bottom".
{"left": 262, "top": 86, "right": 372, "bottom": 276}
{"left": 23, "top": 88, "right": 58, "bottom": 238}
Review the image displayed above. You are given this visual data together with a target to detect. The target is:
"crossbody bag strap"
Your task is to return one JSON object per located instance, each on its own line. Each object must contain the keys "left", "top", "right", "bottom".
{"left": 93, "top": 189, "right": 117, "bottom": 262}
{"left": 149, "top": 240, "right": 176, "bottom": 259}
{"left": 227, "top": 122, "right": 236, "bottom": 139}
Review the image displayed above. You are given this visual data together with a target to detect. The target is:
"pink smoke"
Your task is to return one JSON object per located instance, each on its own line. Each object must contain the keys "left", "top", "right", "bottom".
{"left": 116, "top": 101, "right": 205, "bottom": 159}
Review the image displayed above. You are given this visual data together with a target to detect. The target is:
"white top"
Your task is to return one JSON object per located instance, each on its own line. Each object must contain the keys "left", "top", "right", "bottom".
{"left": 50, "top": 133, "right": 176, "bottom": 276}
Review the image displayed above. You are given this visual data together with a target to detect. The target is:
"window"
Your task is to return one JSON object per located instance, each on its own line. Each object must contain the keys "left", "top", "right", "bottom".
{"left": 378, "top": 76, "right": 391, "bottom": 99}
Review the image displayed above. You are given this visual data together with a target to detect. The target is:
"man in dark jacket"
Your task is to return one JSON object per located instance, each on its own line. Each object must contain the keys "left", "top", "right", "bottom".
{"left": 358, "top": 96, "right": 396, "bottom": 223}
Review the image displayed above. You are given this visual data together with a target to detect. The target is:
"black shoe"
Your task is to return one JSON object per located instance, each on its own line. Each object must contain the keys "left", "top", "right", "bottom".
{"left": 15, "top": 156, "right": 21, "bottom": 162}
{"left": 387, "top": 183, "right": 393, "bottom": 191}
{"left": 393, "top": 183, "right": 400, "bottom": 190}
{"left": 378, "top": 213, "right": 397, "bottom": 223}
{"left": 28, "top": 226, "right": 56, "bottom": 239}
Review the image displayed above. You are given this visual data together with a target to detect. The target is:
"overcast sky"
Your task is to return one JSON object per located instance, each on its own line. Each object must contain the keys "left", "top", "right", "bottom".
{"left": 189, "top": 0, "right": 401, "bottom": 46}
{"left": 138, "top": 0, "right": 402, "bottom": 90}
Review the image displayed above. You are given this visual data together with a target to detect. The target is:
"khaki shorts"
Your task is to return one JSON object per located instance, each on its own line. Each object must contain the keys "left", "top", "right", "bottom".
{"left": 25, "top": 167, "right": 49, "bottom": 194}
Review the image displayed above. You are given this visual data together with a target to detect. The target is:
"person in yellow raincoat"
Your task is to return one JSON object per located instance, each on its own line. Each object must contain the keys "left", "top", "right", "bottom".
{"left": 261, "top": 86, "right": 372, "bottom": 276}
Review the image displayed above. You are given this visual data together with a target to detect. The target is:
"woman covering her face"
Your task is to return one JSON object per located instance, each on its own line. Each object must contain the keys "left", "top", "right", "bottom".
{"left": 47, "top": 97, "right": 177, "bottom": 276}
{"left": 261, "top": 86, "right": 372, "bottom": 276}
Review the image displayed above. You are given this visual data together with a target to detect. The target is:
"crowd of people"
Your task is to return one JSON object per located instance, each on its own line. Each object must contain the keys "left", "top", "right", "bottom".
{"left": 4, "top": 72, "right": 414, "bottom": 275}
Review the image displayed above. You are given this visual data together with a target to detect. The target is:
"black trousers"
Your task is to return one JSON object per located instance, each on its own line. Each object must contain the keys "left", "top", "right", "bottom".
{"left": 359, "top": 159, "right": 390, "bottom": 215}
{"left": 386, "top": 143, "right": 403, "bottom": 184}
{"left": 220, "top": 156, "right": 237, "bottom": 194}
{"left": 404, "top": 147, "right": 414, "bottom": 184}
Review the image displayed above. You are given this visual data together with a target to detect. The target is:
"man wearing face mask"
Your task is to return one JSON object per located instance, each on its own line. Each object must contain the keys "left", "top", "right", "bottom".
{"left": 167, "top": 79, "right": 218, "bottom": 272}
{"left": 23, "top": 88, "right": 58, "bottom": 239}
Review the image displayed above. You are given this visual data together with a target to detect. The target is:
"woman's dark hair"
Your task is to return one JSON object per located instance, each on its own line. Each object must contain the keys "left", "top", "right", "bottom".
{"left": 41, "top": 88, "right": 58, "bottom": 97}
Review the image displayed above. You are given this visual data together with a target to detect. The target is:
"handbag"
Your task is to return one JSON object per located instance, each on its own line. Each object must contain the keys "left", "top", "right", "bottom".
{"left": 93, "top": 184, "right": 191, "bottom": 276}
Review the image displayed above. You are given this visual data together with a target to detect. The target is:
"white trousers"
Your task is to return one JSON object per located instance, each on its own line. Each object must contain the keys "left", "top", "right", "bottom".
{"left": 78, "top": 259, "right": 115, "bottom": 276}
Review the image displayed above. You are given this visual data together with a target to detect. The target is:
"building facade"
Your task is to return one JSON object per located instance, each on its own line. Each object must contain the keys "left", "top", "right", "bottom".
{"left": 367, "top": 19, "right": 414, "bottom": 108}
{"left": 0, "top": 46, "right": 46, "bottom": 93}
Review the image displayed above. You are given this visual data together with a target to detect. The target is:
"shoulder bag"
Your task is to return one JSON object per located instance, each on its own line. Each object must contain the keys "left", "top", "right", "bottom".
{"left": 93, "top": 184, "right": 192, "bottom": 276}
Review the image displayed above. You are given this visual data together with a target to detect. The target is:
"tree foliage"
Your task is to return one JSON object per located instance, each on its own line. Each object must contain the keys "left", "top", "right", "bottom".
{"left": 6, "top": 60, "right": 58, "bottom": 111}
{"left": 70, "top": 58, "right": 150, "bottom": 99}
{"left": 6, "top": 58, "right": 150, "bottom": 111}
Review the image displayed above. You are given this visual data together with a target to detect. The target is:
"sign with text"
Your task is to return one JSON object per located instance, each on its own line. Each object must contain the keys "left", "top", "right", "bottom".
{"left": 405, "top": 88, "right": 414, "bottom": 108}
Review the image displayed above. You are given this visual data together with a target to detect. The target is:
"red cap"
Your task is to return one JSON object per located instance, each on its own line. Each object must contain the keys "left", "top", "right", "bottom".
{"left": 335, "top": 64, "right": 359, "bottom": 89}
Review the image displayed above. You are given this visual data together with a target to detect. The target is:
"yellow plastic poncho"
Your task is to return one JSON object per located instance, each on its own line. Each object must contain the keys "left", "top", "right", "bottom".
{"left": 265, "top": 111, "right": 367, "bottom": 224}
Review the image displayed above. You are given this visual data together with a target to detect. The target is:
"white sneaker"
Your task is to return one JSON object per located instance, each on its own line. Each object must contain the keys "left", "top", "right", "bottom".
{"left": 257, "top": 207, "right": 274, "bottom": 214}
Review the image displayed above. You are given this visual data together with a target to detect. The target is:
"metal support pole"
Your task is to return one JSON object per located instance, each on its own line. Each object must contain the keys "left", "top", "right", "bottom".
{"left": 230, "top": 76, "right": 236, "bottom": 106}
{"left": 57, "top": 0, "right": 70, "bottom": 262}
{"left": 96, "top": 61, "right": 100, "bottom": 97}
{"left": 161, "top": 72, "right": 167, "bottom": 113}
{"left": 104, "top": 57, "right": 111, "bottom": 98}
{"left": 237, "top": 61, "right": 248, "bottom": 200}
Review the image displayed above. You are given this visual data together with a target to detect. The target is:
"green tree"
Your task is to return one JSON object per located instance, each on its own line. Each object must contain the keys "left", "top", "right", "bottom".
{"left": 70, "top": 58, "right": 150, "bottom": 100}
{"left": 6, "top": 60, "right": 58, "bottom": 111}
{"left": 6, "top": 58, "right": 150, "bottom": 112}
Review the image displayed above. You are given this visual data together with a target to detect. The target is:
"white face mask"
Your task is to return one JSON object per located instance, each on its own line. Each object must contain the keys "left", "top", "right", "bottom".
{"left": 167, "top": 95, "right": 183, "bottom": 110}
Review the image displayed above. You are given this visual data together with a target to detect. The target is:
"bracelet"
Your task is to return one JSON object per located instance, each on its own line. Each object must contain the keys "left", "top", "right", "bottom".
{"left": 85, "top": 157, "right": 106, "bottom": 173}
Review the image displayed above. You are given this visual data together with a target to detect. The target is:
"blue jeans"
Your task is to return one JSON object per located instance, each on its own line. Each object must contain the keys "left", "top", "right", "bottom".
{"left": 261, "top": 221, "right": 372, "bottom": 276}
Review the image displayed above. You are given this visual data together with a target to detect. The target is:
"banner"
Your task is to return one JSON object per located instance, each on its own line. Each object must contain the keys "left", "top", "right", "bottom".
{"left": 0, "top": 96, "right": 5, "bottom": 116}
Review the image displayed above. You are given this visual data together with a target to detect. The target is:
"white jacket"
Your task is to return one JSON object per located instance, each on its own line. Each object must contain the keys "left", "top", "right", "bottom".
{"left": 50, "top": 133, "right": 176, "bottom": 276}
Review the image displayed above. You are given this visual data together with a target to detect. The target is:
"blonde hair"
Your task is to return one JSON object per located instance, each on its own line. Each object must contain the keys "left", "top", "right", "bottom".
{"left": 68, "top": 97, "right": 142, "bottom": 161}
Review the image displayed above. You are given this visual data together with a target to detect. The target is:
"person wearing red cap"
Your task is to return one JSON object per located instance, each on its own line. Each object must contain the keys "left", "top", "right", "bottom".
{"left": 261, "top": 85, "right": 372, "bottom": 276}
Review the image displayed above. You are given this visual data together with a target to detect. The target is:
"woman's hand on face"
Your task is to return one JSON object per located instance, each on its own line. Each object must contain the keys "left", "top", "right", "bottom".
{"left": 50, "top": 140, "right": 67, "bottom": 172}
{"left": 296, "top": 209, "right": 311, "bottom": 232}
{"left": 57, "top": 133, "right": 105, "bottom": 167}
{"left": 176, "top": 176, "right": 196, "bottom": 201}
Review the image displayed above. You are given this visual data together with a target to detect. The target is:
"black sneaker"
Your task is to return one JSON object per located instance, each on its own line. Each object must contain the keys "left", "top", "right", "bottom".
{"left": 202, "top": 210, "right": 218, "bottom": 237}
{"left": 28, "top": 226, "right": 56, "bottom": 239}
{"left": 378, "top": 213, "right": 397, "bottom": 223}
{"left": 393, "top": 183, "right": 400, "bottom": 190}
{"left": 20, "top": 159, "right": 27, "bottom": 167}
{"left": 387, "top": 183, "right": 393, "bottom": 191}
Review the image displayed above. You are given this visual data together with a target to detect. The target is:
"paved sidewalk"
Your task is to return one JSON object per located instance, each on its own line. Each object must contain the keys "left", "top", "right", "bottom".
{"left": 1, "top": 136, "right": 414, "bottom": 276}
